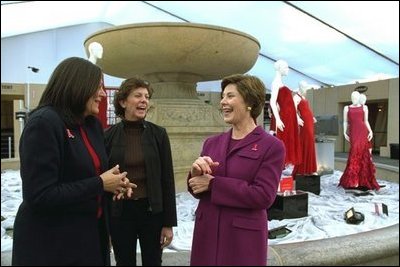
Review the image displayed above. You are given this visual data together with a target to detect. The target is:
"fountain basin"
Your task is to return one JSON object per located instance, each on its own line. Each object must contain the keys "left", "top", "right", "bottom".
{"left": 84, "top": 22, "right": 260, "bottom": 81}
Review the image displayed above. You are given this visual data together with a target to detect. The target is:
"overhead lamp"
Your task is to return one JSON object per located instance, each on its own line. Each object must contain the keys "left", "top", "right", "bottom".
{"left": 26, "top": 66, "right": 39, "bottom": 113}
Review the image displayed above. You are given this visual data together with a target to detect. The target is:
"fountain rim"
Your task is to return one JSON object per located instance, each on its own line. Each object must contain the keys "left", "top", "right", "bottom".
{"left": 84, "top": 21, "right": 260, "bottom": 49}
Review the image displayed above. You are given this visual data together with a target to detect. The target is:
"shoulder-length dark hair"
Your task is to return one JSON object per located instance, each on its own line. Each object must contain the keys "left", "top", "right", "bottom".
{"left": 221, "top": 74, "right": 266, "bottom": 121}
{"left": 113, "top": 77, "right": 153, "bottom": 118}
{"left": 34, "top": 57, "right": 103, "bottom": 126}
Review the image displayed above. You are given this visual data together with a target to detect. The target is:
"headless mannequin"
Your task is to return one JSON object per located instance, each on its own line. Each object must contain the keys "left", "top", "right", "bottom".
{"left": 88, "top": 42, "right": 103, "bottom": 64}
{"left": 343, "top": 91, "right": 373, "bottom": 142}
{"left": 270, "top": 59, "right": 289, "bottom": 132}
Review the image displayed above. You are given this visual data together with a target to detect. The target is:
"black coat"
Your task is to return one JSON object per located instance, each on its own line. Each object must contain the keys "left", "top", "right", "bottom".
{"left": 104, "top": 121, "right": 177, "bottom": 227}
{"left": 12, "top": 106, "right": 111, "bottom": 266}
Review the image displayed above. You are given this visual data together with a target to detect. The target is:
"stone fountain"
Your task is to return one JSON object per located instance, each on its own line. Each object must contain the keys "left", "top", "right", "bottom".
{"left": 84, "top": 22, "right": 260, "bottom": 192}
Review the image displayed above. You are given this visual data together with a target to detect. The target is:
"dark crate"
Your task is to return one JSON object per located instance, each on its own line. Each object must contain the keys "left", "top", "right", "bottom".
{"left": 390, "top": 143, "right": 399, "bottom": 159}
{"left": 295, "top": 174, "right": 321, "bottom": 195}
{"left": 268, "top": 190, "right": 308, "bottom": 220}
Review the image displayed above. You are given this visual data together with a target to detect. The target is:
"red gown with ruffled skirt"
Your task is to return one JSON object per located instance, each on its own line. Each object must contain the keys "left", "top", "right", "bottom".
{"left": 292, "top": 95, "right": 317, "bottom": 176}
{"left": 275, "top": 86, "right": 301, "bottom": 166}
{"left": 339, "top": 106, "right": 379, "bottom": 190}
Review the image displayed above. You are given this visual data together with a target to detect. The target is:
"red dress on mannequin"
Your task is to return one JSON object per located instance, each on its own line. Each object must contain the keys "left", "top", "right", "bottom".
{"left": 339, "top": 106, "right": 379, "bottom": 190}
{"left": 292, "top": 94, "right": 317, "bottom": 176}
{"left": 276, "top": 86, "right": 301, "bottom": 165}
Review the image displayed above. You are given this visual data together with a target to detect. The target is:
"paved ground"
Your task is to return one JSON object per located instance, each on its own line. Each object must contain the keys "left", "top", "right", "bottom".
{"left": 1, "top": 250, "right": 191, "bottom": 266}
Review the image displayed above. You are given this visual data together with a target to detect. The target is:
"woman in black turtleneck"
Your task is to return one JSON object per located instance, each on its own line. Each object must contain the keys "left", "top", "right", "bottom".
{"left": 104, "top": 77, "right": 177, "bottom": 266}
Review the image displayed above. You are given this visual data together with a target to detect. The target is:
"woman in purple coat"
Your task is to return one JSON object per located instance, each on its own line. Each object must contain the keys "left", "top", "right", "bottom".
{"left": 188, "top": 74, "right": 285, "bottom": 266}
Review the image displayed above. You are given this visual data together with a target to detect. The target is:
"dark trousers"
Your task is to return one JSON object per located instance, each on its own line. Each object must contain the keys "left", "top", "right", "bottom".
{"left": 98, "top": 216, "right": 111, "bottom": 266}
{"left": 110, "top": 198, "right": 163, "bottom": 266}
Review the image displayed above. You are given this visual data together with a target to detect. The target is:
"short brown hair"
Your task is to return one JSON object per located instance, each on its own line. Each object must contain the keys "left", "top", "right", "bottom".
{"left": 114, "top": 77, "right": 153, "bottom": 118}
{"left": 221, "top": 74, "right": 266, "bottom": 120}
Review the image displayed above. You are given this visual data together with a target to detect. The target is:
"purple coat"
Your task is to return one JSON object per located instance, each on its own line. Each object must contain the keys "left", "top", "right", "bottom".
{"left": 189, "top": 126, "right": 285, "bottom": 266}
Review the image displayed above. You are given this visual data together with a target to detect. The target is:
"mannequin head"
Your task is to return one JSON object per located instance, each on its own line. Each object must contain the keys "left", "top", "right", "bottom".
{"left": 351, "top": 91, "right": 360, "bottom": 105}
{"left": 299, "top": 80, "right": 309, "bottom": 95}
{"left": 274, "top": 59, "right": 289, "bottom": 76}
{"left": 88, "top": 42, "right": 103, "bottom": 64}
{"left": 359, "top": 93, "right": 367, "bottom": 105}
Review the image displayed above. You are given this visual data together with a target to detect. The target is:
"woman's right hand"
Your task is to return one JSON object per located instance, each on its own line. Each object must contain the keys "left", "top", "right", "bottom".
{"left": 188, "top": 174, "right": 214, "bottom": 194}
{"left": 100, "top": 164, "right": 137, "bottom": 194}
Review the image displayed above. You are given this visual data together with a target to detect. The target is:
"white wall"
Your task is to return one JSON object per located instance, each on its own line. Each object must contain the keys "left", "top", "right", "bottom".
{"left": 1, "top": 22, "right": 124, "bottom": 87}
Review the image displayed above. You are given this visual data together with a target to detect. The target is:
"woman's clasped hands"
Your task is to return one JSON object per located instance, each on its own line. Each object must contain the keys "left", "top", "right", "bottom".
{"left": 189, "top": 156, "right": 219, "bottom": 194}
{"left": 99, "top": 164, "right": 137, "bottom": 201}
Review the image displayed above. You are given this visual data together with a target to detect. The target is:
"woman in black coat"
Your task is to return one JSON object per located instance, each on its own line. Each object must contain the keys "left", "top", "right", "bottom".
{"left": 104, "top": 77, "right": 177, "bottom": 266}
{"left": 12, "top": 57, "right": 134, "bottom": 266}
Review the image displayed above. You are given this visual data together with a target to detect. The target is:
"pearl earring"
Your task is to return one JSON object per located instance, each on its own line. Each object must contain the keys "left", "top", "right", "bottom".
{"left": 247, "top": 107, "right": 252, "bottom": 111}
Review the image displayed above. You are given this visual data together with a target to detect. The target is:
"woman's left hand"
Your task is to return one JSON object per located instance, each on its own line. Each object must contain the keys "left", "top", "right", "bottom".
{"left": 160, "top": 227, "right": 174, "bottom": 249}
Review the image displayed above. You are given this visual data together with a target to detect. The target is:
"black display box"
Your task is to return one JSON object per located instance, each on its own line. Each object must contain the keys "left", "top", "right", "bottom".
{"left": 268, "top": 190, "right": 308, "bottom": 220}
{"left": 295, "top": 174, "right": 321, "bottom": 195}
{"left": 390, "top": 143, "right": 399, "bottom": 159}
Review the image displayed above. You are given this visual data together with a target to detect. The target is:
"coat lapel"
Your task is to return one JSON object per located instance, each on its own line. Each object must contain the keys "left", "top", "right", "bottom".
{"left": 227, "top": 126, "right": 263, "bottom": 157}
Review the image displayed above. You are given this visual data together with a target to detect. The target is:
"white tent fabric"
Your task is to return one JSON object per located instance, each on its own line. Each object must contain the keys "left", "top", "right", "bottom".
{"left": 1, "top": 1, "right": 399, "bottom": 91}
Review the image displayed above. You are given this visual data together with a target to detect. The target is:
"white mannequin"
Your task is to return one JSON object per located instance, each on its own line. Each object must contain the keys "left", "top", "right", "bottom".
{"left": 343, "top": 91, "right": 372, "bottom": 142}
{"left": 270, "top": 59, "right": 289, "bottom": 131}
{"left": 88, "top": 42, "right": 103, "bottom": 64}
